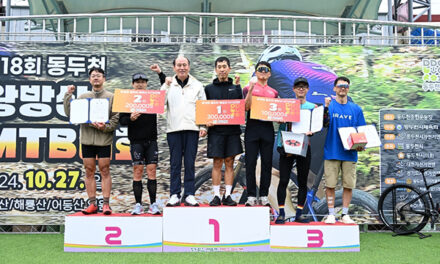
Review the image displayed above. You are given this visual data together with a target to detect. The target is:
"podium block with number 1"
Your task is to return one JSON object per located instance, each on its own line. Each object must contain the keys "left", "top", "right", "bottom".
{"left": 163, "top": 205, "right": 270, "bottom": 252}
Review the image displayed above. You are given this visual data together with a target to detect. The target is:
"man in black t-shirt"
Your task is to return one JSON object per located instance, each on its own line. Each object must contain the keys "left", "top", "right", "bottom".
{"left": 119, "top": 72, "right": 164, "bottom": 215}
{"left": 205, "top": 57, "right": 243, "bottom": 206}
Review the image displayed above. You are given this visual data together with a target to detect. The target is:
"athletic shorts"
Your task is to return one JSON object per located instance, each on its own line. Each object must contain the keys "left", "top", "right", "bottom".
{"left": 207, "top": 133, "right": 243, "bottom": 159}
{"left": 324, "top": 160, "right": 357, "bottom": 189}
{"left": 130, "top": 140, "right": 159, "bottom": 165}
{"left": 81, "top": 144, "right": 111, "bottom": 159}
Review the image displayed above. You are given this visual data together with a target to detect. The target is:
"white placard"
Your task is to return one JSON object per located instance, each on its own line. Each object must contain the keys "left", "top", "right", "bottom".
{"left": 338, "top": 125, "right": 381, "bottom": 150}
{"left": 90, "top": 98, "right": 109, "bottom": 123}
{"left": 69, "top": 99, "right": 89, "bottom": 124}
{"left": 357, "top": 125, "right": 381, "bottom": 148}
{"left": 69, "top": 98, "right": 109, "bottom": 124}
{"left": 290, "top": 106, "right": 323, "bottom": 133}
{"left": 64, "top": 214, "right": 163, "bottom": 252}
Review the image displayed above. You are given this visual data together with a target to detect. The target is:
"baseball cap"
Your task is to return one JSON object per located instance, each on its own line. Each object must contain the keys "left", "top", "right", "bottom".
{"left": 294, "top": 77, "right": 308, "bottom": 86}
{"left": 132, "top": 73, "right": 148, "bottom": 83}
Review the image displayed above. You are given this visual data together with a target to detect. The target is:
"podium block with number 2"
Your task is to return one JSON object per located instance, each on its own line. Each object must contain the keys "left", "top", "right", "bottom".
{"left": 163, "top": 206, "right": 270, "bottom": 252}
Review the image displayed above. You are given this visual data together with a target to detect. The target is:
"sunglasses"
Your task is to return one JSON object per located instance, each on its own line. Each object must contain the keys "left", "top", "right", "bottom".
{"left": 133, "top": 73, "right": 148, "bottom": 81}
{"left": 256, "top": 66, "right": 270, "bottom": 73}
{"left": 336, "top": 84, "right": 349, "bottom": 89}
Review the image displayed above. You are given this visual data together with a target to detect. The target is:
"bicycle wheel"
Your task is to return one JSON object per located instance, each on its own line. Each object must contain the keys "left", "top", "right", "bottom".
{"left": 313, "top": 189, "right": 379, "bottom": 222}
{"left": 378, "top": 184, "right": 430, "bottom": 235}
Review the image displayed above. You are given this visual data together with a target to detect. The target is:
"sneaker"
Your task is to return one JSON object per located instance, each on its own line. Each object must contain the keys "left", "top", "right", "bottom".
{"left": 166, "top": 194, "right": 181, "bottom": 207}
{"left": 209, "top": 196, "right": 221, "bottom": 206}
{"left": 81, "top": 203, "right": 98, "bottom": 215}
{"left": 131, "top": 203, "right": 144, "bottom": 215}
{"left": 222, "top": 195, "right": 237, "bottom": 206}
{"left": 147, "top": 202, "right": 161, "bottom": 215}
{"left": 260, "top": 196, "right": 271, "bottom": 206}
{"left": 245, "top": 196, "right": 258, "bottom": 206}
{"left": 324, "top": 214, "right": 336, "bottom": 224}
{"left": 275, "top": 214, "right": 285, "bottom": 224}
{"left": 341, "top": 214, "right": 356, "bottom": 224}
{"left": 184, "top": 195, "right": 199, "bottom": 206}
{"left": 294, "top": 215, "right": 310, "bottom": 223}
{"left": 102, "top": 204, "right": 112, "bottom": 215}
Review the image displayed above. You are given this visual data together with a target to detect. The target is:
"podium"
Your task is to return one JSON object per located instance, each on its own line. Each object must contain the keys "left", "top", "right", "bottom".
{"left": 63, "top": 208, "right": 360, "bottom": 253}
{"left": 64, "top": 213, "right": 162, "bottom": 252}
{"left": 163, "top": 205, "right": 270, "bottom": 252}
{"left": 270, "top": 222, "right": 360, "bottom": 252}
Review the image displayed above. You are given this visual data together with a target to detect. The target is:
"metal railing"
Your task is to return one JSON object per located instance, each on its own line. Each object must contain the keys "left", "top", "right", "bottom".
{"left": 0, "top": 12, "right": 439, "bottom": 45}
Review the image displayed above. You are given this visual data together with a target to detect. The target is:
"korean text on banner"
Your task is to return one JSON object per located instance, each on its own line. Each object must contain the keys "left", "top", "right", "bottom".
{"left": 250, "top": 96, "right": 300, "bottom": 122}
{"left": 112, "top": 89, "right": 165, "bottom": 114}
{"left": 196, "top": 99, "right": 245, "bottom": 125}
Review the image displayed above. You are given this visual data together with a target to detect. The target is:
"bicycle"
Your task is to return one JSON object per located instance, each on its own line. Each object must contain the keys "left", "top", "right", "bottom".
{"left": 194, "top": 127, "right": 379, "bottom": 222}
{"left": 378, "top": 167, "right": 440, "bottom": 238}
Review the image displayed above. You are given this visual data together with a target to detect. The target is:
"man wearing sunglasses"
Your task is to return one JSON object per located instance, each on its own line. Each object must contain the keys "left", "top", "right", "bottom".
{"left": 205, "top": 56, "right": 243, "bottom": 207}
{"left": 275, "top": 77, "right": 315, "bottom": 224}
{"left": 119, "top": 73, "right": 162, "bottom": 215}
{"left": 63, "top": 67, "right": 120, "bottom": 215}
{"left": 323, "top": 76, "right": 366, "bottom": 224}
{"left": 243, "top": 61, "right": 278, "bottom": 206}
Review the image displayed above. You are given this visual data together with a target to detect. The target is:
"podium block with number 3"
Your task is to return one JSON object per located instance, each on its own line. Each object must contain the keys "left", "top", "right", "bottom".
{"left": 163, "top": 206, "right": 270, "bottom": 252}
{"left": 270, "top": 222, "right": 359, "bottom": 252}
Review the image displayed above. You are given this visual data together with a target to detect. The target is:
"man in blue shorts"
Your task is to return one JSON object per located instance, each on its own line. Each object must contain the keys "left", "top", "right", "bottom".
{"left": 323, "top": 76, "right": 366, "bottom": 224}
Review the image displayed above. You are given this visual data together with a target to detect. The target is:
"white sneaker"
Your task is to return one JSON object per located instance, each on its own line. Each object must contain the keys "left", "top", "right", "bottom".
{"left": 260, "top": 196, "right": 271, "bottom": 206}
{"left": 147, "top": 202, "right": 161, "bottom": 215}
{"left": 166, "top": 194, "right": 180, "bottom": 207}
{"left": 245, "top": 196, "right": 258, "bottom": 206}
{"left": 131, "top": 203, "right": 144, "bottom": 215}
{"left": 184, "top": 195, "right": 199, "bottom": 206}
{"left": 324, "top": 214, "right": 336, "bottom": 224}
{"left": 341, "top": 214, "right": 356, "bottom": 224}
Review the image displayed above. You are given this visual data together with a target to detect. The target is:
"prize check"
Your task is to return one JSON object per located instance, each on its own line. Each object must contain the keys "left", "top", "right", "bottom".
{"left": 112, "top": 89, "right": 165, "bottom": 114}
{"left": 250, "top": 96, "right": 300, "bottom": 122}
{"left": 196, "top": 99, "right": 245, "bottom": 125}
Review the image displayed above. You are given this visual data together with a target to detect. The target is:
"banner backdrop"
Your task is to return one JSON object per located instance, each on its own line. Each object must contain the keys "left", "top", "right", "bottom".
{"left": 1, "top": 43, "right": 440, "bottom": 224}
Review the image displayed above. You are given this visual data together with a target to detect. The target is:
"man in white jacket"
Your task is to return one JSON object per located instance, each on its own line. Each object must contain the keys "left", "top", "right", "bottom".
{"left": 161, "top": 56, "right": 207, "bottom": 206}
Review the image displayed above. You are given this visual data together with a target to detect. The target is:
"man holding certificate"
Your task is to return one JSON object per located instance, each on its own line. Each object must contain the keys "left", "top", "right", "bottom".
{"left": 275, "top": 77, "right": 316, "bottom": 224}
{"left": 119, "top": 73, "right": 161, "bottom": 215}
{"left": 63, "top": 67, "right": 119, "bottom": 215}
{"left": 204, "top": 57, "right": 243, "bottom": 206}
{"left": 323, "top": 76, "right": 366, "bottom": 224}
{"left": 243, "top": 61, "right": 278, "bottom": 207}
{"left": 162, "top": 56, "right": 207, "bottom": 207}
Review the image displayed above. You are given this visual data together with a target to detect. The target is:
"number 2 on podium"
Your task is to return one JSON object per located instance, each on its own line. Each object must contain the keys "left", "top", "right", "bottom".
{"left": 209, "top": 219, "right": 220, "bottom": 242}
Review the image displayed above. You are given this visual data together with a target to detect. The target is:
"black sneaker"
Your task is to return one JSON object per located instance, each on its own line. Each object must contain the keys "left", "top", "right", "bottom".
{"left": 275, "top": 214, "right": 285, "bottom": 224}
{"left": 209, "top": 196, "right": 221, "bottom": 206}
{"left": 294, "top": 215, "right": 310, "bottom": 223}
{"left": 222, "top": 195, "right": 237, "bottom": 206}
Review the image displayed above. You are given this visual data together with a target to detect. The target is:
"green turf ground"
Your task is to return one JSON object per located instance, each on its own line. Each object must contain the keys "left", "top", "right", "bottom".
{"left": 1, "top": 232, "right": 439, "bottom": 264}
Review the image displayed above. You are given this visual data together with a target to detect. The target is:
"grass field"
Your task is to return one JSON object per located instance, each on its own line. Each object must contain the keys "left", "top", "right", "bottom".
{"left": 1, "top": 232, "right": 439, "bottom": 264}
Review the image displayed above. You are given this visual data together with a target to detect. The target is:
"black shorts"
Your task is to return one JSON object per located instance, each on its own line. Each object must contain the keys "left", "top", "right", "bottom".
{"left": 207, "top": 134, "right": 243, "bottom": 159}
{"left": 81, "top": 144, "right": 111, "bottom": 159}
{"left": 130, "top": 140, "right": 159, "bottom": 165}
